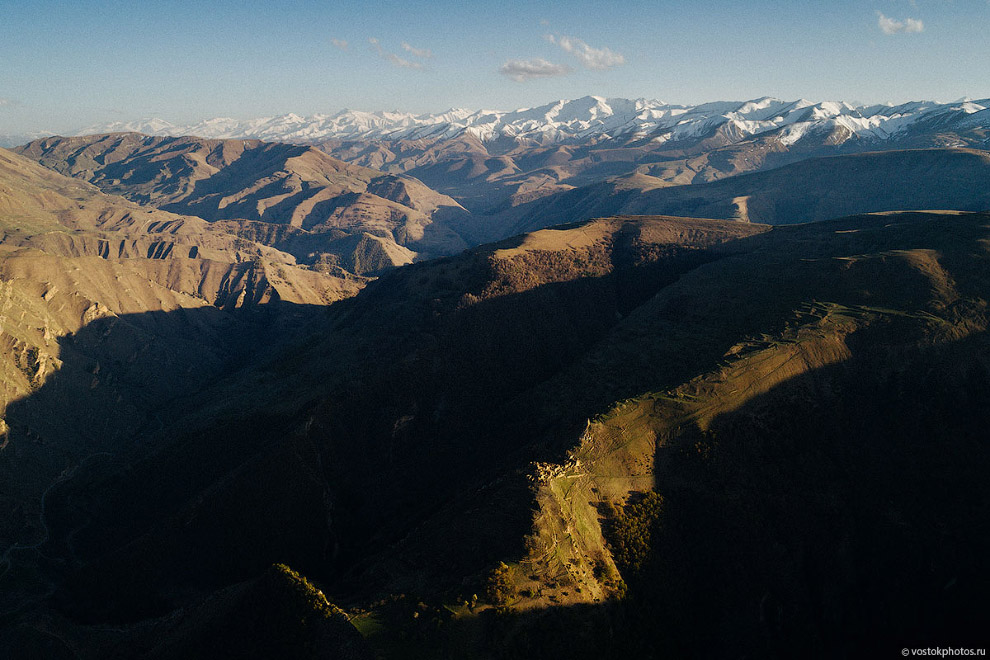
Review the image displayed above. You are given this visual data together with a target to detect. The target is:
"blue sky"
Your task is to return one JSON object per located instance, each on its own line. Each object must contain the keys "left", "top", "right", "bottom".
{"left": 1, "top": 0, "right": 988, "bottom": 134}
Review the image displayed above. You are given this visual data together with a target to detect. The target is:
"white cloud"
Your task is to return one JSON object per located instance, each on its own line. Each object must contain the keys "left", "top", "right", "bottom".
{"left": 331, "top": 38, "right": 348, "bottom": 51}
{"left": 0, "top": 98, "right": 16, "bottom": 108}
{"left": 545, "top": 34, "right": 625, "bottom": 71}
{"left": 877, "top": 12, "right": 924, "bottom": 35}
{"left": 385, "top": 53, "right": 423, "bottom": 70}
{"left": 401, "top": 42, "right": 432, "bottom": 59}
{"left": 499, "top": 58, "right": 571, "bottom": 82}
{"left": 369, "top": 37, "right": 424, "bottom": 70}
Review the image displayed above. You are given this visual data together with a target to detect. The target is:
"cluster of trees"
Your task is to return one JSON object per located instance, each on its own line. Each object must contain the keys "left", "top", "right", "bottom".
{"left": 601, "top": 491, "right": 663, "bottom": 579}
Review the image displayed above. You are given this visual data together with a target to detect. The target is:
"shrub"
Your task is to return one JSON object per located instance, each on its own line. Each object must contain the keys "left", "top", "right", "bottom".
{"left": 484, "top": 562, "right": 516, "bottom": 606}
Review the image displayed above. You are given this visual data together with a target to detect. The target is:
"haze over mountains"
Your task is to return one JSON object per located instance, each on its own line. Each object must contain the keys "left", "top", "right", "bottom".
{"left": 1, "top": 88, "right": 990, "bottom": 657}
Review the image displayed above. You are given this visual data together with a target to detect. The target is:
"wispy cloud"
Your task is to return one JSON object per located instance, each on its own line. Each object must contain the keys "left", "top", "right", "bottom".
{"left": 401, "top": 42, "right": 432, "bottom": 59}
{"left": 877, "top": 11, "right": 924, "bottom": 35}
{"left": 369, "top": 37, "right": 424, "bottom": 70}
{"left": 545, "top": 34, "right": 625, "bottom": 71}
{"left": 499, "top": 58, "right": 571, "bottom": 82}
{"left": 0, "top": 97, "right": 18, "bottom": 108}
{"left": 331, "top": 38, "right": 348, "bottom": 51}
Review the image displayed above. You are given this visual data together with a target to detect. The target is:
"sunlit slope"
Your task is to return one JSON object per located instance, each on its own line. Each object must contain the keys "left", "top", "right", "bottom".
{"left": 282, "top": 210, "right": 989, "bottom": 654}
{"left": 15, "top": 134, "right": 469, "bottom": 273}
{"left": 502, "top": 210, "right": 990, "bottom": 655}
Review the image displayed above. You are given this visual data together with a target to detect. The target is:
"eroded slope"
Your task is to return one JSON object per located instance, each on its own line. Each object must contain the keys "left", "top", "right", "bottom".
{"left": 15, "top": 134, "right": 469, "bottom": 274}
{"left": 0, "top": 147, "right": 359, "bottom": 611}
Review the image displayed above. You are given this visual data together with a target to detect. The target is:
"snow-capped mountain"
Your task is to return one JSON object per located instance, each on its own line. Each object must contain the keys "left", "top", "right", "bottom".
{"left": 0, "top": 130, "right": 59, "bottom": 149}
{"left": 74, "top": 96, "right": 990, "bottom": 147}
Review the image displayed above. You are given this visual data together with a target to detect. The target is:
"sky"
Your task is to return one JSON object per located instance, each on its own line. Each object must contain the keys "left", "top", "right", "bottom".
{"left": 1, "top": 0, "right": 989, "bottom": 135}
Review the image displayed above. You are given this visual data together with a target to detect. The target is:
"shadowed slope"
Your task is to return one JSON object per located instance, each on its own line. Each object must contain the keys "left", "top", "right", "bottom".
{"left": 497, "top": 148, "right": 990, "bottom": 239}
{"left": 2, "top": 211, "right": 990, "bottom": 657}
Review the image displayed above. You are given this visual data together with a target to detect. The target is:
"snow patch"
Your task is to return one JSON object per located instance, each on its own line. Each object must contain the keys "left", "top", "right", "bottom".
{"left": 73, "top": 97, "right": 990, "bottom": 148}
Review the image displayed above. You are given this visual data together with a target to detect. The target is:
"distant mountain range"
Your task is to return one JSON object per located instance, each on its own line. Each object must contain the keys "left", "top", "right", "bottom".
{"left": 70, "top": 96, "right": 990, "bottom": 148}
{"left": 4, "top": 96, "right": 988, "bottom": 221}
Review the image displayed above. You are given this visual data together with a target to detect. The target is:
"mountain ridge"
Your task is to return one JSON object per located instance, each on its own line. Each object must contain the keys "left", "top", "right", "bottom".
{"left": 493, "top": 147, "right": 990, "bottom": 238}
{"left": 13, "top": 134, "right": 470, "bottom": 274}
{"left": 11, "top": 95, "right": 988, "bottom": 221}
{"left": 70, "top": 95, "right": 990, "bottom": 148}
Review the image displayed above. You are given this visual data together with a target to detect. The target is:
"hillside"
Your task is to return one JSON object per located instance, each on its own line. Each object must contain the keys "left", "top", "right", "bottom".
{"left": 0, "top": 146, "right": 360, "bottom": 308}
{"left": 21, "top": 136, "right": 990, "bottom": 261}
{"left": 496, "top": 148, "right": 990, "bottom": 238}
{"left": 14, "top": 134, "right": 469, "bottom": 275}
{"left": 0, "top": 147, "right": 360, "bottom": 612}
{"left": 2, "top": 209, "right": 987, "bottom": 656}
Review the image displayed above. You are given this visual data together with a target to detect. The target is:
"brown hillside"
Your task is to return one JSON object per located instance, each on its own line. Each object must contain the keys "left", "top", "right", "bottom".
{"left": 3, "top": 209, "right": 990, "bottom": 657}
{"left": 15, "top": 134, "right": 469, "bottom": 274}
{"left": 0, "top": 147, "right": 359, "bottom": 584}
{"left": 500, "top": 148, "right": 990, "bottom": 237}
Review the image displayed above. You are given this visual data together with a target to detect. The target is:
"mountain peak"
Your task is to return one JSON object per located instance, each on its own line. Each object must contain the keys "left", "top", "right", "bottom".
{"left": 68, "top": 96, "right": 990, "bottom": 149}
